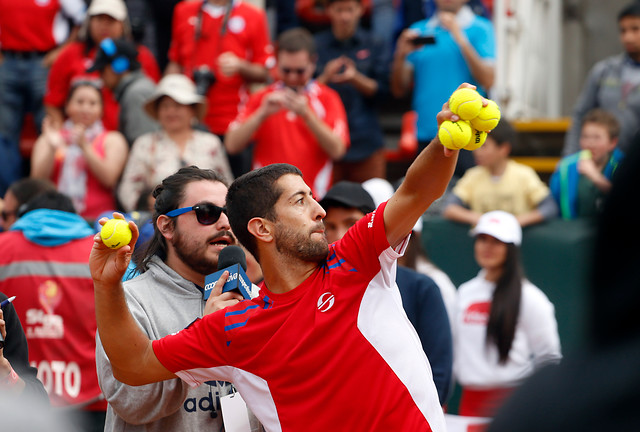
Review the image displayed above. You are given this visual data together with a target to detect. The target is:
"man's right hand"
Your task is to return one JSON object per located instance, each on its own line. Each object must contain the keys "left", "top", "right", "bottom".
{"left": 90, "top": 213, "right": 139, "bottom": 287}
{"left": 203, "top": 271, "right": 244, "bottom": 316}
{"left": 259, "top": 91, "right": 287, "bottom": 118}
{"left": 395, "top": 29, "right": 421, "bottom": 58}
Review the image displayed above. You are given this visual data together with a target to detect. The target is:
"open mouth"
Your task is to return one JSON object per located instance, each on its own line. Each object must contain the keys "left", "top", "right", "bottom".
{"left": 208, "top": 232, "right": 234, "bottom": 247}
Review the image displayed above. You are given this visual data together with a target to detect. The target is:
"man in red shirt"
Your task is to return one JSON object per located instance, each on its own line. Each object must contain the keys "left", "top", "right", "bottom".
{"left": 225, "top": 27, "right": 349, "bottom": 198}
{"left": 89, "top": 79, "right": 474, "bottom": 429}
{"left": 165, "top": 0, "right": 275, "bottom": 177}
{"left": 0, "top": 0, "right": 85, "bottom": 193}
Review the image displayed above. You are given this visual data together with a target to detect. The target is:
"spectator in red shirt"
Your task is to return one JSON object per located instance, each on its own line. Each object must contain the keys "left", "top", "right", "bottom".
{"left": 0, "top": 0, "right": 86, "bottom": 194}
{"left": 225, "top": 27, "right": 349, "bottom": 199}
{"left": 165, "top": 0, "right": 275, "bottom": 178}
{"left": 44, "top": 0, "right": 160, "bottom": 132}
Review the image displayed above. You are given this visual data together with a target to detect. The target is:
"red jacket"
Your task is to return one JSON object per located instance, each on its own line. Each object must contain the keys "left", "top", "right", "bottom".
{"left": 0, "top": 230, "right": 104, "bottom": 410}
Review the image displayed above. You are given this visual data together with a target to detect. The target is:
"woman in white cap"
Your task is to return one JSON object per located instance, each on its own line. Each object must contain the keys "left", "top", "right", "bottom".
{"left": 117, "top": 73, "right": 233, "bottom": 213}
{"left": 452, "top": 210, "right": 561, "bottom": 418}
{"left": 44, "top": 0, "right": 160, "bottom": 131}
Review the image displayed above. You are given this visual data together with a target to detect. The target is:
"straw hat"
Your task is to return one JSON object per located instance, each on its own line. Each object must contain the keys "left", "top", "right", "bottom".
{"left": 144, "top": 74, "right": 207, "bottom": 121}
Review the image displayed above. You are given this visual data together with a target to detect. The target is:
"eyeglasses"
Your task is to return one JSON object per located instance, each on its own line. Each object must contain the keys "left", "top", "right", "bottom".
{"left": 165, "top": 203, "right": 226, "bottom": 225}
{"left": 281, "top": 67, "right": 306, "bottom": 76}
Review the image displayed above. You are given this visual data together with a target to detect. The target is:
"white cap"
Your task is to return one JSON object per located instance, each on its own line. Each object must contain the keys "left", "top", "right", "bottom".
{"left": 361, "top": 177, "right": 423, "bottom": 232}
{"left": 88, "top": 0, "right": 128, "bottom": 21}
{"left": 144, "top": 74, "right": 206, "bottom": 121}
{"left": 470, "top": 210, "right": 522, "bottom": 245}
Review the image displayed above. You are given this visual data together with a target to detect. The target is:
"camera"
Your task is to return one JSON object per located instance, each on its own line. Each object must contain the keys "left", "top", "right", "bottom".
{"left": 193, "top": 65, "right": 216, "bottom": 96}
{"left": 411, "top": 35, "right": 436, "bottom": 46}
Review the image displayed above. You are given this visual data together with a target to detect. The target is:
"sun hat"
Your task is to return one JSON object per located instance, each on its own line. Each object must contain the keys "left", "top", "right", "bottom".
{"left": 143, "top": 74, "right": 207, "bottom": 121}
{"left": 470, "top": 210, "right": 522, "bottom": 245}
{"left": 87, "top": 0, "right": 128, "bottom": 21}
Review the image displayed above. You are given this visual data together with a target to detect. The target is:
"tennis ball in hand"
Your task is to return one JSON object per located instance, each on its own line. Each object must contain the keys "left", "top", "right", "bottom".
{"left": 449, "top": 88, "right": 483, "bottom": 120}
{"left": 439, "top": 120, "right": 472, "bottom": 150}
{"left": 101, "top": 219, "right": 132, "bottom": 249}
{"left": 464, "top": 128, "right": 488, "bottom": 150}
{"left": 470, "top": 99, "right": 501, "bottom": 131}
{"left": 579, "top": 149, "right": 592, "bottom": 160}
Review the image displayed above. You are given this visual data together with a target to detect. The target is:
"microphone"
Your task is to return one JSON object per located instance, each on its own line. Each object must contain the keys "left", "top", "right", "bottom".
{"left": 204, "top": 245, "right": 252, "bottom": 300}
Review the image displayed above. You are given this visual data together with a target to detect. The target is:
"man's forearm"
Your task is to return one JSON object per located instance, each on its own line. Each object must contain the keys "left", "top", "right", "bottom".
{"left": 94, "top": 281, "right": 156, "bottom": 384}
{"left": 225, "top": 110, "right": 267, "bottom": 155}
{"left": 301, "top": 110, "right": 346, "bottom": 160}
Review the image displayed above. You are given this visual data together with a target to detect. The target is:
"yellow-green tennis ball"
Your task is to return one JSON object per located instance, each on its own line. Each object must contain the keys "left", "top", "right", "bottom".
{"left": 470, "top": 99, "right": 501, "bottom": 131}
{"left": 449, "top": 88, "right": 483, "bottom": 120}
{"left": 464, "top": 128, "right": 488, "bottom": 151}
{"left": 101, "top": 219, "right": 132, "bottom": 249}
{"left": 438, "top": 120, "right": 472, "bottom": 150}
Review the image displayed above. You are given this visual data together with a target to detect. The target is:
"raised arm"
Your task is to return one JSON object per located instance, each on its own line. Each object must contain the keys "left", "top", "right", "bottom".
{"left": 90, "top": 214, "right": 175, "bottom": 386}
{"left": 384, "top": 84, "right": 482, "bottom": 247}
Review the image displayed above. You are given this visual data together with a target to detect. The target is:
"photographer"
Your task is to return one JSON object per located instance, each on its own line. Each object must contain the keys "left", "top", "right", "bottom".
{"left": 165, "top": 0, "right": 274, "bottom": 178}
{"left": 87, "top": 38, "right": 159, "bottom": 146}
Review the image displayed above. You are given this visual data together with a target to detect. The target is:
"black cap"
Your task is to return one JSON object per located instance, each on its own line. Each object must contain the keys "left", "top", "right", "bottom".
{"left": 86, "top": 38, "right": 140, "bottom": 74}
{"left": 319, "top": 181, "right": 376, "bottom": 215}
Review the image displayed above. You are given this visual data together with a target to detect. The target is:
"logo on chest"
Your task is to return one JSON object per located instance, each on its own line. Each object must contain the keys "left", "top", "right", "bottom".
{"left": 317, "top": 292, "right": 335, "bottom": 312}
{"left": 463, "top": 301, "right": 490, "bottom": 324}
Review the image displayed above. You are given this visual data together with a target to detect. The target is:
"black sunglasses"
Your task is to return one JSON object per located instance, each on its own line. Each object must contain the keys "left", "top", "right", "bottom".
{"left": 165, "top": 203, "right": 226, "bottom": 225}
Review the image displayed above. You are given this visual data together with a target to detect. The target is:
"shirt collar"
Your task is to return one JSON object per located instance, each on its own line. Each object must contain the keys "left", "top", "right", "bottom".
{"left": 329, "top": 27, "right": 365, "bottom": 47}
{"left": 426, "top": 5, "right": 475, "bottom": 29}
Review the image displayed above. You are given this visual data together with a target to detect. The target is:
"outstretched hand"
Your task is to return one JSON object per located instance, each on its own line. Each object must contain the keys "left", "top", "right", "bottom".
{"left": 89, "top": 213, "right": 139, "bottom": 287}
{"left": 436, "top": 82, "right": 489, "bottom": 157}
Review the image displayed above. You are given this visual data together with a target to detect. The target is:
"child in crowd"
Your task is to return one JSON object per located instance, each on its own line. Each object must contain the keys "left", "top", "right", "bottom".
{"left": 453, "top": 210, "right": 562, "bottom": 418}
{"left": 30, "top": 80, "right": 128, "bottom": 221}
{"left": 550, "top": 108, "right": 624, "bottom": 220}
{"left": 442, "top": 117, "right": 557, "bottom": 227}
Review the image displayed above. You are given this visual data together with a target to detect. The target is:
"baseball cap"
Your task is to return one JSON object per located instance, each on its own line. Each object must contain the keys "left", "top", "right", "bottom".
{"left": 86, "top": 38, "right": 140, "bottom": 74}
{"left": 470, "top": 210, "right": 522, "bottom": 245}
{"left": 362, "top": 177, "right": 423, "bottom": 232}
{"left": 319, "top": 181, "right": 376, "bottom": 215}
{"left": 87, "top": 0, "right": 128, "bottom": 21}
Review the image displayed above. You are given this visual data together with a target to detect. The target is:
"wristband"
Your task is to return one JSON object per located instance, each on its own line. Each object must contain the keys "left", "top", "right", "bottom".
{"left": 1, "top": 367, "right": 19, "bottom": 387}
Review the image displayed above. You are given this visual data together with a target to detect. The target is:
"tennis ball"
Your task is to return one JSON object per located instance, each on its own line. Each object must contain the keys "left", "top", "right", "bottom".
{"left": 470, "top": 99, "right": 501, "bottom": 131}
{"left": 438, "top": 120, "right": 472, "bottom": 150}
{"left": 579, "top": 149, "right": 592, "bottom": 160}
{"left": 101, "top": 219, "right": 132, "bottom": 249}
{"left": 449, "top": 88, "right": 483, "bottom": 120}
{"left": 464, "top": 128, "right": 488, "bottom": 151}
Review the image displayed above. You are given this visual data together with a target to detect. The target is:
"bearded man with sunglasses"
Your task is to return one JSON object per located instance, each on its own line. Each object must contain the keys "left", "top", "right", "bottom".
{"left": 225, "top": 27, "right": 349, "bottom": 199}
{"left": 95, "top": 166, "right": 260, "bottom": 432}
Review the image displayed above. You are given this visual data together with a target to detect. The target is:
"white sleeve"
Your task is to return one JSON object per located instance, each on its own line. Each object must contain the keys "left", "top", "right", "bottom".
{"left": 60, "top": 0, "right": 87, "bottom": 25}
{"left": 520, "top": 282, "right": 562, "bottom": 368}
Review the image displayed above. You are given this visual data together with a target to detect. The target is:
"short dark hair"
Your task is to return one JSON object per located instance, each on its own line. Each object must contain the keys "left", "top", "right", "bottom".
{"left": 277, "top": 27, "right": 317, "bottom": 57}
{"left": 22, "top": 190, "right": 76, "bottom": 215}
{"left": 582, "top": 108, "right": 620, "bottom": 140}
{"left": 133, "top": 166, "right": 228, "bottom": 273}
{"left": 7, "top": 178, "right": 56, "bottom": 210}
{"left": 226, "top": 164, "right": 302, "bottom": 261}
{"left": 488, "top": 117, "right": 516, "bottom": 147}
{"left": 618, "top": 2, "right": 640, "bottom": 21}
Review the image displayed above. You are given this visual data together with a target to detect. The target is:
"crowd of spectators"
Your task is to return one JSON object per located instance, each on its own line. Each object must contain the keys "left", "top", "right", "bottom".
{"left": 0, "top": 0, "right": 638, "bottom": 430}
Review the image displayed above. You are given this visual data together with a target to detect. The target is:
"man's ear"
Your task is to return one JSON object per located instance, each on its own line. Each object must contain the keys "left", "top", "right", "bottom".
{"left": 247, "top": 217, "right": 274, "bottom": 244}
{"left": 156, "top": 214, "right": 174, "bottom": 241}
